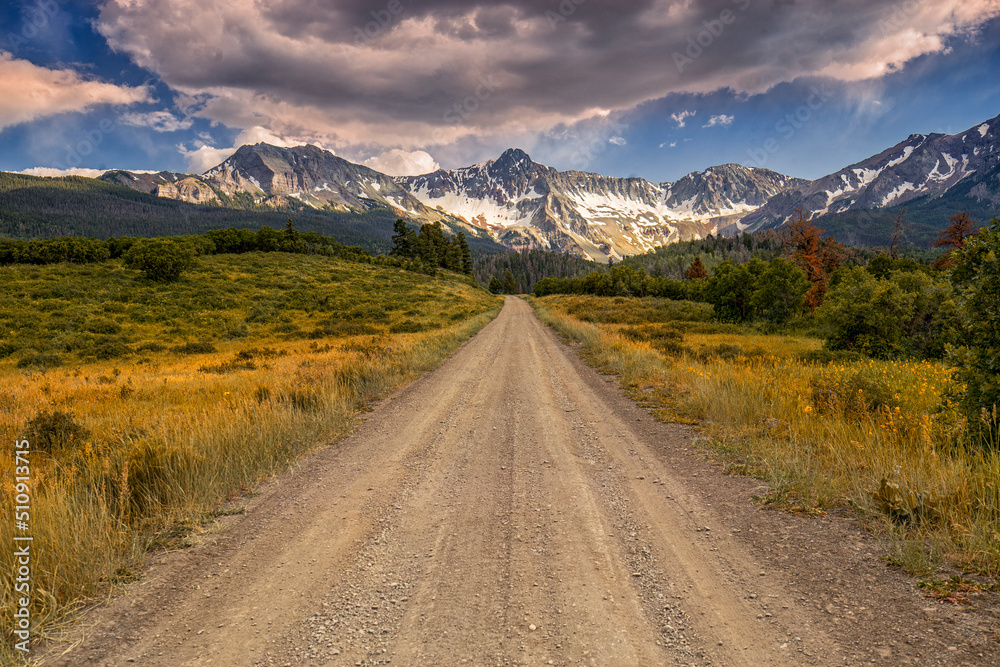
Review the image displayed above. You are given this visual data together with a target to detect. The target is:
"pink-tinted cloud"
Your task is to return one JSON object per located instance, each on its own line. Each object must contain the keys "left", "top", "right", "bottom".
{"left": 0, "top": 52, "right": 149, "bottom": 130}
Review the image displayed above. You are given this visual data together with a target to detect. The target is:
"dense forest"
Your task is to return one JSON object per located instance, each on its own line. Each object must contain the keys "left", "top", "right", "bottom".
{"left": 473, "top": 248, "right": 598, "bottom": 294}
{"left": 0, "top": 172, "right": 503, "bottom": 255}
{"left": 533, "top": 213, "right": 987, "bottom": 363}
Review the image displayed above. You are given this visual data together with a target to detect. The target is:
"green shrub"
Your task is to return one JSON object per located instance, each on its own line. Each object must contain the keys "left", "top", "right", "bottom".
{"left": 123, "top": 238, "right": 197, "bottom": 282}
{"left": 25, "top": 410, "right": 88, "bottom": 455}
{"left": 345, "top": 304, "right": 389, "bottom": 322}
{"left": 224, "top": 322, "right": 250, "bottom": 339}
{"left": 16, "top": 350, "right": 62, "bottom": 369}
{"left": 389, "top": 319, "right": 424, "bottom": 334}
{"left": 86, "top": 337, "right": 131, "bottom": 360}
{"left": 810, "top": 371, "right": 896, "bottom": 416}
{"left": 171, "top": 341, "right": 217, "bottom": 355}
{"left": 820, "top": 266, "right": 959, "bottom": 359}
{"left": 620, "top": 324, "right": 684, "bottom": 355}
{"left": 949, "top": 219, "right": 1000, "bottom": 446}
{"left": 83, "top": 317, "right": 121, "bottom": 335}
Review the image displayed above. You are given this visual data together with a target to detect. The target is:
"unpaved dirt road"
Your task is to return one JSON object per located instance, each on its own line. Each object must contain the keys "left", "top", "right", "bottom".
{"left": 41, "top": 298, "right": 999, "bottom": 666}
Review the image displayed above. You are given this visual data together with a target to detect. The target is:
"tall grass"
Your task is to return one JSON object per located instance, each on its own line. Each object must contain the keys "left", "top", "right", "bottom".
{"left": 0, "top": 254, "right": 500, "bottom": 659}
{"left": 531, "top": 294, "right": 1000, "bottom": 581}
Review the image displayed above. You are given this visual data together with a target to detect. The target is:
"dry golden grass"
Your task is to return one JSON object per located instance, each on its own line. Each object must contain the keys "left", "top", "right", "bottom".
{"left": 531, "top": 294, "right": 1000, "bottom": 582}
{"left": 0, "top": 253, "right": 500, "bottom": 658}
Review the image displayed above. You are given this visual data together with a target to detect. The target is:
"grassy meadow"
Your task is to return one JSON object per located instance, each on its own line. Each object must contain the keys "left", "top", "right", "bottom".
{"left": 0, "top": 252, "right": 500, "bottom": 656}
{"left": 531, "top": 294, "right": 1000, "bottom": 593}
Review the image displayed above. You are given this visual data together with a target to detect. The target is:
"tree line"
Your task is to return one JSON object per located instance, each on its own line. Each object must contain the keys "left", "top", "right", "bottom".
{"left": 390, "top": 219, "right": 473, "bottom": 276}
{"left": 474, "top": 248, "right": 598, "bottom": 294}
{"left": 0, "top": 221, "right": 381, "bottom": 281}
{"left": 0, "top": 171, "right": 408, "bottom": 251}
{"left": 534, "top": 210, "right": 981, "bottom": 335}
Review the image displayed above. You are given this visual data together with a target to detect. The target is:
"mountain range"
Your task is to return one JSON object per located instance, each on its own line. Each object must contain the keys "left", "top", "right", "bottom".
{"left": 10, "top": 112, "right": 1000, "bottom": 260}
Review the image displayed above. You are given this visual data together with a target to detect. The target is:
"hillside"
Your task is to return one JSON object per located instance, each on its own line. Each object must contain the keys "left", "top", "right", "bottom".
{"left": 0, "top": 172, "right": 504, "bottom": 254}
{"left": 743, "top": 113, "right": 1000, "bottom": 243}
{"left": 0, "top": 248, "right": 501, "bottom": 662}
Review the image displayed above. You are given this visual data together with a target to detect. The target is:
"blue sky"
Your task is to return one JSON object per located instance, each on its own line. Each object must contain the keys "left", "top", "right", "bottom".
{"left": 1, "top": 0, "right": 999, "bottom": 183}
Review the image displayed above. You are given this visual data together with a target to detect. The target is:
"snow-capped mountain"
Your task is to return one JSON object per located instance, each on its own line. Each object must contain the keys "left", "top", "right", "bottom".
{"left": 398, "top": 149, "right": 801, "bottom": 261}
{"left": 102, "top": 143, "right": 446, "bottom": 220}
{"left": 100, "top": 170, "right": 219, "bottom": 204}
{"left": 742, "top": 114, "right": 1000, "bottom": 231}
{"left": 95, "top": 110, "right": 1000, "bottom": 259}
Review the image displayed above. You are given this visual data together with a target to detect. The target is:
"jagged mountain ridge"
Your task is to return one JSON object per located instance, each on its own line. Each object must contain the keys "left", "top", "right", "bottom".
{"left": 95, "top": 110, "right": 1000, "bottom": 259}
{"left": 100, "top": 144, "right": 451, "bottom": 221}
{"left": 398, "top": 149, "right": 801, "bottom": 261}
{"left": 102, "top": 144, "right": 801, "bottom": 261}
{"left": 742, "top": 113, "right": 1000, "bottom": 231}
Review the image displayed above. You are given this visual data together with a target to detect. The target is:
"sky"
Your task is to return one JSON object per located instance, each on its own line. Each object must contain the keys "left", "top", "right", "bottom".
{"left": 1, "top": 0, "right": 999, "bottom": 184}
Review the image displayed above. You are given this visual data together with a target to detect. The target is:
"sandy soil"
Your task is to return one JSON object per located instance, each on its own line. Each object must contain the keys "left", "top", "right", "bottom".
{"left": 37, "top": 297, "right": 1000, "bottom": 666}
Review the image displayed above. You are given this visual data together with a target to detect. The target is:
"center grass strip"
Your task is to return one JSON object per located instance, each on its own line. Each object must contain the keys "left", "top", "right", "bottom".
{"left": 528, "top": 295, "right": 1000, "bottom": 583}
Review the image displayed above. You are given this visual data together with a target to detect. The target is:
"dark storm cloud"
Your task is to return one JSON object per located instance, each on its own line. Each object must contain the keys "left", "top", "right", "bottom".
{"left": 95, "top": 0, "right": 1000, "bottom": 154}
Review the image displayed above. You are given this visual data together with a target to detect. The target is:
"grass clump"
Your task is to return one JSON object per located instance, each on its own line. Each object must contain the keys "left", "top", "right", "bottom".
{"left": 24, "top": 410, "right": 89, "bottom": 456}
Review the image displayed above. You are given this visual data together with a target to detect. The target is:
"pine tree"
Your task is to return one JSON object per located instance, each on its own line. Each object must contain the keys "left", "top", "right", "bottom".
{"left": 488, "top": 275, "right": 503, "bottom": 294}
{"left": 444, "top": 239, "right": 463, "bottom": 272}
{"left": 390, "top": 219, "right": 416, "bottom": 259}
{"left": 685, "top": 257, "right": 708, "bottom": 279}
{"left": 457, "top": 231, "right": 473, "bottom": 275}
{"left": 502, "top": 269, "right": 518, "bottom": 294}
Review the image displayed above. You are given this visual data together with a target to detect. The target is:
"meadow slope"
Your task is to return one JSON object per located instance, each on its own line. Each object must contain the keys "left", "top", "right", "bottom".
{"left": 0, "top": 252, "right": 500, "bottom": 659}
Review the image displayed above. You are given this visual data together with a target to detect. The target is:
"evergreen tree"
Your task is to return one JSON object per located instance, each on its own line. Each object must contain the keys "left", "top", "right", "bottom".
{"left": 502, "top": 269, "right": 519, "bottom": 294}
{"left": 685, "top": 257, "right": 708, "bottom": 279}
{"left": 457, "top": 231, "right": 473, "bottom": 275}
{"left": 488, "top": 275, "right": 503, "bottom": 294}
{"left": 390, "top": 219, "right": 417, "bottom": 259}
{"left": 444, "top": 239, "right": 463, "bottom": 272}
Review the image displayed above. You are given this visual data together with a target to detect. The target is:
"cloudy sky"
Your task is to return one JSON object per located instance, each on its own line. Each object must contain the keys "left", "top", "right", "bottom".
{"left": 2, "top": 0, "right": 999, "bottom": 182}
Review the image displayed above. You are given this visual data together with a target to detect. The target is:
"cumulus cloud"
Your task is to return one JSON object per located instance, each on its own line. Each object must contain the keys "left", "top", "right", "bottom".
{"left": 703, "top": 114, "right": 734, "bottom": 128}
{"left": 670, "top": 111, "right": 696, "bottom": 128}
{"left": 363, "top": 149, "right": 440, "bottom": 176}
{"left": 19, "top": 167, "right": 108, "bottom": 178}
{"left": 120, "top": 110, "right": 194, "bottom": 132}
{"left": 94, "top": 0, "right": 1000, "bottom": 157}
{"left": 0, "top": 52, "right": 149, "bottom": 130}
